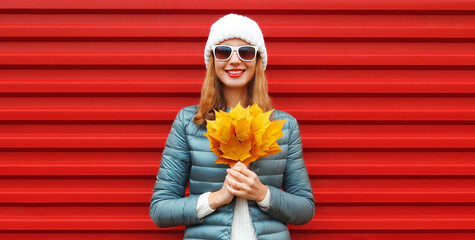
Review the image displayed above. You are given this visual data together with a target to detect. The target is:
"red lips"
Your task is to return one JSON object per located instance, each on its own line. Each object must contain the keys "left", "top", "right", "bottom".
{"left": 225, "top": 69, "right": 246, "bottom": 77}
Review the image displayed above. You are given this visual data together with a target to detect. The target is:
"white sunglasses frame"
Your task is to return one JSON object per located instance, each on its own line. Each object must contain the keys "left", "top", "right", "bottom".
{"left": 212, "top": 45, "right": 258, "bottom": 62}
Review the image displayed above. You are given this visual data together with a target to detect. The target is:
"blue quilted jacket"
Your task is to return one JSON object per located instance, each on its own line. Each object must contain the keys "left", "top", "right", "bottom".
{"left": 150, "top": 105, "right": 315, "bottom": 240}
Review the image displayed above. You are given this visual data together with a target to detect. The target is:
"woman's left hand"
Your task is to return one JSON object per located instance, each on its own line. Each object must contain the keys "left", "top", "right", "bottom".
{"left": 225, "top": 161, "right": 268, "bottom": 202}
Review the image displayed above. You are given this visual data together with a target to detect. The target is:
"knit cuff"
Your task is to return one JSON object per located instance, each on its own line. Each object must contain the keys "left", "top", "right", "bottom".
{"left": 256, "top": 186, "right": 271, "bottom": 210}
{"left": 196, "top": 192, "right": 215, "bottom": 220}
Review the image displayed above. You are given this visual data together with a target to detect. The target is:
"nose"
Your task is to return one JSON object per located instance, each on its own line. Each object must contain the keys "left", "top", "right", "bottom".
{"left": 229, "top": 50, "right": 241, "bottom": 64}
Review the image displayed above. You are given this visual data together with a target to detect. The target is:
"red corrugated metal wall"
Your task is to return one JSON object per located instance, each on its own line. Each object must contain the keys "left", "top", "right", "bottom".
{"left": 1, "top": 0, "right": 475, "bottom": 239}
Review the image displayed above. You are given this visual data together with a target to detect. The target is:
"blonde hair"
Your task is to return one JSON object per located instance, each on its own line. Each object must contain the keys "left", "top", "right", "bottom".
{"left": 193, "top": 55, "right": 273, "bottom": 125}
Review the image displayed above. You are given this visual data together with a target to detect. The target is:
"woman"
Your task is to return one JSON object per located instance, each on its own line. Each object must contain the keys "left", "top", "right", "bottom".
{"left": 150, "top": 13, "right": 314, "bottom": 240}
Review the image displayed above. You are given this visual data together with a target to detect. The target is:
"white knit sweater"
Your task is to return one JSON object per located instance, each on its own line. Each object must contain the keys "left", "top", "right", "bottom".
{"left": 196, "top": 187, "right": 271, "bottom": 239}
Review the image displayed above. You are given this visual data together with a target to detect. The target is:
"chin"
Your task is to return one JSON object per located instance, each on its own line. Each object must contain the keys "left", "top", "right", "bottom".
{"left": 224, "top": 79, "right": 251, "bottom": 88}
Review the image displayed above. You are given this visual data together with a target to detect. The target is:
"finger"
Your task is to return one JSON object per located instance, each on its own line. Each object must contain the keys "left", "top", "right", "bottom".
{"left": 226, "top": 182, "right": 246, "bottom": 198}
{"left": 226, "top": 169, "right": 247, "bottom": 183}
{"left": 226, "top": 173, "right": 240, "bottom": 183}
{"left": 226, "top": 175, "right": 246, "bottom": 191}
{"left": 231, "top": 161, "right": 247, "bottom": 171}
{"left": 225, "top": 181, "right": 243, "bottom": 197}
{"left": 227, "top": 176, "right": 253, "bottom": 195}
{"left": 228, "top": 169, "right": 256, "bottom": 188}
{"left": 225, "top": 173, "right": 239, "bottom": 185}
{"left": 231, "top": 162, "right": 254, "bottom": 177}
{"left": 238, "top": 167, "right": 255, "bottom": 178}
{"left": 228, "top": 168, "right": 256, "bottom": 186}
{"left": 225, "top": 181, "right": 236, "bottom": 195}
{"left": 230, "top": 161, "right": 246, "bottom": 168}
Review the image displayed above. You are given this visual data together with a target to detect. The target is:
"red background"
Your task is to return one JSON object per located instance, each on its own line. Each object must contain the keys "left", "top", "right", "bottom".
{"left": 1, "top": 0, "right": 475, "bottom": 239}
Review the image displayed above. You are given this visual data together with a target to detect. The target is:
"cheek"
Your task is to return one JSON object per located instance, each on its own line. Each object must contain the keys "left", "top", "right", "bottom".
{"left": 246, "top": 63, "right": 257, "bottom": 76}
{"left": 214, "top": 60, "right": 225, "bottom": 71}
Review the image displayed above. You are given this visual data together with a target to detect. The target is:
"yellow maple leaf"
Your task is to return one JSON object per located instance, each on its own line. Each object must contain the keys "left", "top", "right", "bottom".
{"left": 251, "top": 110, "right": 273, "bottom": 133}
{"left": 210, "top": 110, "right": 234, "bottom": 144}
{"left": 215, "top": 157, "right": 238, "bottom": 165}
{"left": 242, "top": 154, "right": 260, "bottom": 166}
{"left": 265, "top": 141, "right": 282, "bottom": 155}
{"left": 229, "top": 101, "right": 253, "bottom": 142}
{"left": 261, "top": 119, "right": 287, "bottom": 149}
{"left": 249, "top": 103, "right": 263, "bottom": 117}
{"left": 205, "top": 102, "right": 286, "bottom": 166}
{"left": 205, "top": 132, "right": 223, "bottom": 156}
{"left": 234, "top": 116, "right": 252, "bottom": 141}
{"left": 219, "top": 135, "right": 252, "bottom": 161}
{"left": 228, "top": 101, "right": 249, "bottom": 121}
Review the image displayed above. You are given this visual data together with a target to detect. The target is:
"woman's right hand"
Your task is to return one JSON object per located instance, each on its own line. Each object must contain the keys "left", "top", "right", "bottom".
{"left": 209, "top": 173, "right": 235, "bottom": 210}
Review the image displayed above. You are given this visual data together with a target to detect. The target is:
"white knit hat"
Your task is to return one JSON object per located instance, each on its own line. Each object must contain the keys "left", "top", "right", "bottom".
{"left": 204, "top": 13, "right": 267, "bottom": 70}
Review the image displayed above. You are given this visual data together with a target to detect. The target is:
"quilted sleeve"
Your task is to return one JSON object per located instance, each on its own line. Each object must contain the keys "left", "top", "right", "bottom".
{"left": 149, "top": 108, "right": 202, "bottom": 228}
{"left": 263, "top": 117, "right": 315, "bottom": 225}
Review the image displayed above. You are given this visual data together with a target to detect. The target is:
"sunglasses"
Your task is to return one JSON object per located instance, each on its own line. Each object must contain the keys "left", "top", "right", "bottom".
{"left": 212, "top": 45, "right": 258, "bottom": 61}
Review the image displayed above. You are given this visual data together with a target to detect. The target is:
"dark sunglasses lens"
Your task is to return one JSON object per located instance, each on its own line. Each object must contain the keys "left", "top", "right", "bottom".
{"left": 214, "top": 46, "right": 232, "bottom": 60}
{"left": 238, "top": 46, "right": 256, "bottom": 60}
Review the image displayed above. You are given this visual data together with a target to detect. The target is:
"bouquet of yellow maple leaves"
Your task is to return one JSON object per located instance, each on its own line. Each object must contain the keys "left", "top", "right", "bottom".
{"left": 204, "top": 102, "right": 287, "bottom": 166}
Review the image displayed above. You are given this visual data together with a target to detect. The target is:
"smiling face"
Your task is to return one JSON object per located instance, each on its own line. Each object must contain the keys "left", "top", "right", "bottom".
{"left": 214, "top": 38, "right": 257, "bottom": 91}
